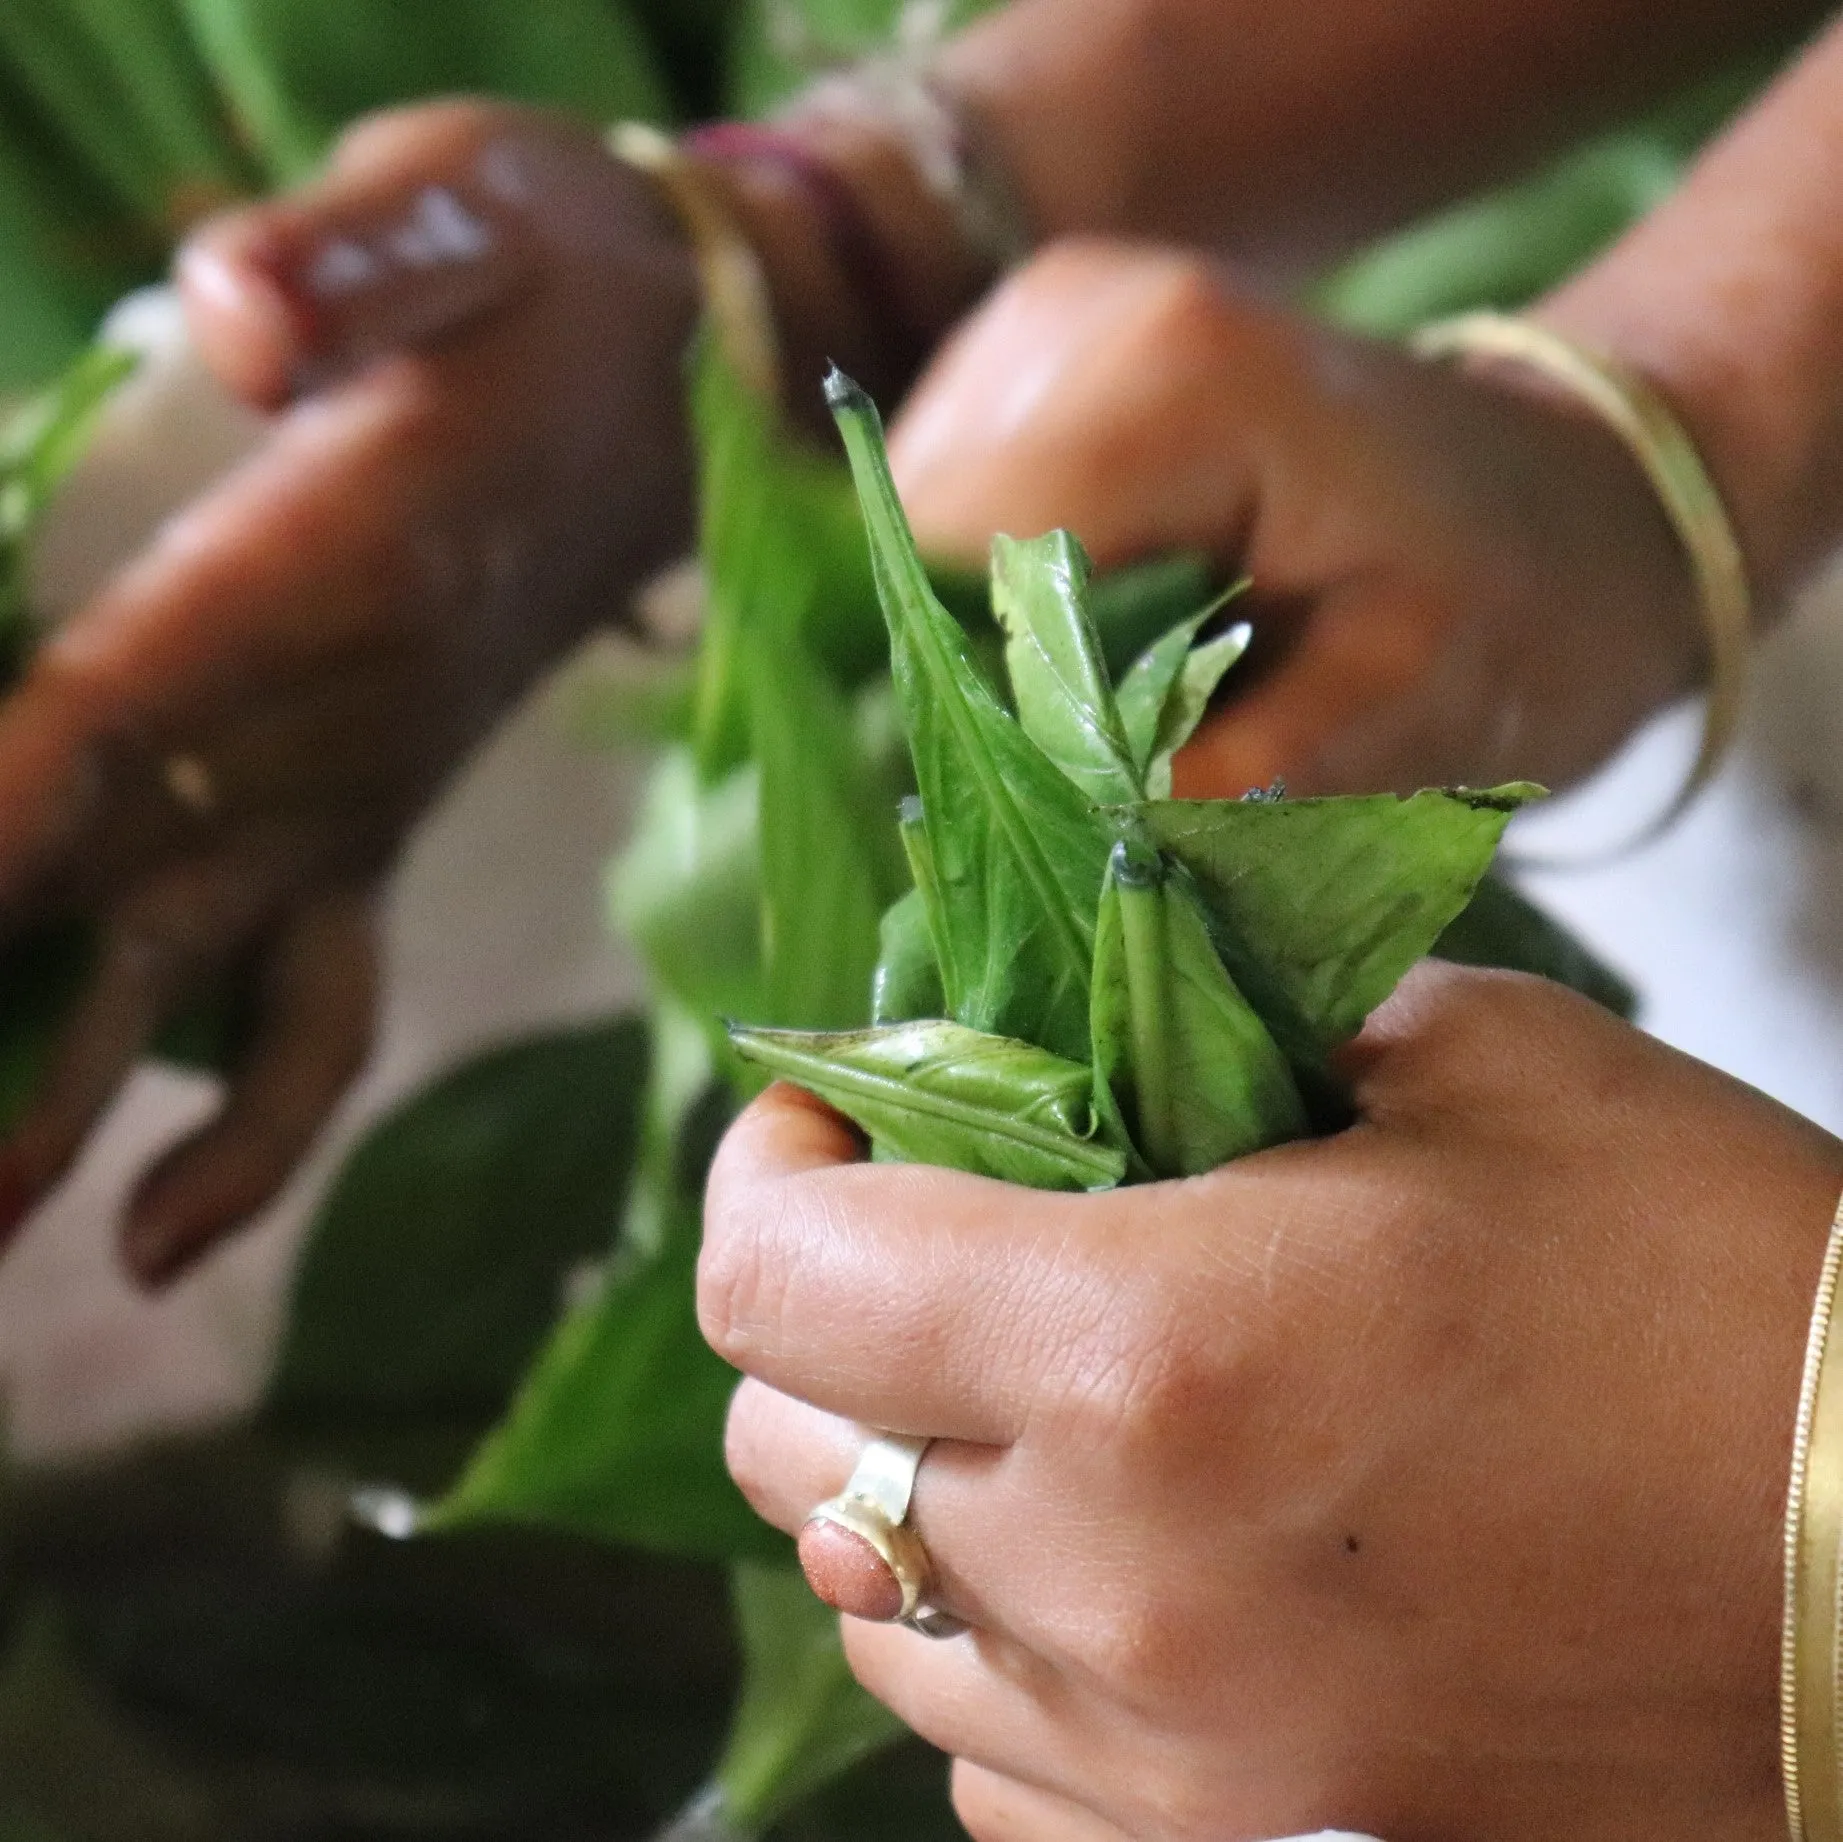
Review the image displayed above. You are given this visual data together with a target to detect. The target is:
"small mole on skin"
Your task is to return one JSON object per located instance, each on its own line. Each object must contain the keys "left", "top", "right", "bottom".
{"left": 1344, "top": 1534, "right": 1362, "bottom": 1555}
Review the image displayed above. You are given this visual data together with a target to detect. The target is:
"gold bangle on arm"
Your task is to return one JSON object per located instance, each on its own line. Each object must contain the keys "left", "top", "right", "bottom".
{"left": 1783, "top": 1190, "right": 1843, "bottom": 1842}
{"left": 1411, "top": 310, "right": 1751, "bottom": 862}
{"left": 610, "top": 121, "right": 782, "bottom": 404}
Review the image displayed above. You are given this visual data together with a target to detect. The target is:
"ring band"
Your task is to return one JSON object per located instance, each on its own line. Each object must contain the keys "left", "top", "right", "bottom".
{"left": 1411, "top": 310, "right": 1751, "bottom": 866}
{"left": 800, "top": 1433, "right": 965, "bottom": 1639}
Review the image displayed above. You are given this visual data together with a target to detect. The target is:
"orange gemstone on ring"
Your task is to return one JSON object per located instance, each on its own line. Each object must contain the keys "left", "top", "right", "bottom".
{"left": 799, "top": 1516, "right": 907, "bottom": 1622}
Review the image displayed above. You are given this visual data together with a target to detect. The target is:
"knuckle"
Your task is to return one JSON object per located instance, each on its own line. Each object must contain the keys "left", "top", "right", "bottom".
{"left": 1051, "top": 1276, "right": 1230, "bottom": 1461}
{"left": 695, "top": 1195, "right": 786, "bottom": 1369}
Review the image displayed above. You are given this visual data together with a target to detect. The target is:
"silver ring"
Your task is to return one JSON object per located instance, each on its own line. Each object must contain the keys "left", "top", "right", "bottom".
{"left": 800, "top": 1432, "right": 966, "bottom": 1639}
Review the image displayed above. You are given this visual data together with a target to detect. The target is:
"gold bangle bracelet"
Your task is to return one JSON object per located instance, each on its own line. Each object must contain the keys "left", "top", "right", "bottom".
{"left": 610, "top": 121, "right": 782, "bottom": 405}
{"left": 1783, "top": 1190, "right": 1843, "bottom": 1842}
{"left": 1411, "top": 310, "right": 1751, "bottom": 863}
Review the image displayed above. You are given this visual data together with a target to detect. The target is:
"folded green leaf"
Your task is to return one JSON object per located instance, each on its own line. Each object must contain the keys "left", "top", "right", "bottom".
{"left": 1084, "top": 551, "right": 1218, "bottom": 677}
{"left": 1114, "top": 593, "right": 1248, "bottom": 796}
{"left": 871, "top": 887, "right": 944, "bottom": 1025}
{"left": 1143, "top": 784, "right": 1543, "bottom": 1067}
{"left": 1143, "top": 621, "right": 1250, "bottom": 795}
{"left": 991, "top": 530, "right": 1140, "bottom": 806}
{"left": 1091, "top": 841, "right": 1305, "bottom": 1178}
{"left": 729, "top": 1018, "right": 1126, "bottom": 1192}
{"left": 828, "top": 371, "right": 1112, "bottom": 1061}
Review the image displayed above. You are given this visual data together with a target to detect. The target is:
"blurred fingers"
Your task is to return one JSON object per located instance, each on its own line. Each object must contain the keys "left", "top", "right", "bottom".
{"left": 0, "top": 850, "right": 288, "bottom": 1248}
{"left": 179, "top": 100, "right": 555, "bottom": 408}
{"left": 125, "top": 887, "right": 377, "bottom": 1288}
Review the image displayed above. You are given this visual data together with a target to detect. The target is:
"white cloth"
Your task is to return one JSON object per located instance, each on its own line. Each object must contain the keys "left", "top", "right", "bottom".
{"left": 1515, "top": 570, "right": 1843, "bottom": 1134}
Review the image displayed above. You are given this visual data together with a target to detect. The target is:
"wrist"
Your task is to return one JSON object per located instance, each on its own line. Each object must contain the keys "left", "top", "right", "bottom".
{"left": 679, "top": 99, "right": 1007, "bottom": 423}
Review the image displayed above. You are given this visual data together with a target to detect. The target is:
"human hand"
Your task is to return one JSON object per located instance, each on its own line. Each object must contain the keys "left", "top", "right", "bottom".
{"left": 887, "top": 240, "right": 1707, "bottom": 801}
{"left": 0, "top": 100, "right": 700, "bottom": 1284}
{"left": 704, "top": 963, "right": 1843, "bottom": 1842}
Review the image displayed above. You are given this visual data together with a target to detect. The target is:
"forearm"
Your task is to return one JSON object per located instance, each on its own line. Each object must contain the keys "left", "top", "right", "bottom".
{"left": 935, "top": 0, "right": 1825, "bottom": 277}
{"left": 699, "top": 0, "right": 1824, "bottom": 415}
{"left": 1541, "top": 11, "right": 1843, "bottom": 616}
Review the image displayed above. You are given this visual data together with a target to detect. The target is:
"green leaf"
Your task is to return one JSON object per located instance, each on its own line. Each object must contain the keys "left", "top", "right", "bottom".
{"left": 728, "top": 1019, "right": 1126, "bottom": 1192}
{"left": 990, "top": 530, "right": 1140, "bottom": 806}
{"left": 178, "top": 0, "right": 673, "bottom": 186}
{"left": 1434, "top": 872, "right": 1636, "bottom": 1016}
{"left": 750, "top": 630, "right": 891, "bottom": 1030}
{"left": 1090, "top": 842, "right": 1306, "bottom": 1178}
{"left": 609, "top": 750, "right": 767, "bottom": 1031}
{"left": 266, "top": 1019, "right": 649, "bottom": 1433}
{"left": 827, "top": 371, "right": 1112, "bottom": 1061}
{"left": 1115, "top": 595, "right": 1251, "bottom": 797}
{"left": 1143, "top": 621, "right": 1249, "bottom": 795}
{"left": 870, "top": 888, "right": 944, "bottom": 1025}
{"left": 1084, "top": 551, "right": 1217, "bottom": 678}
{"left": 428, "top": 1187, "right": 782, "bottom": 1565}
{"left": 1143, "top": 785, "right": 1543, "bottom": 1067}
{"left": 1116, "top": 614, "right": 1205, "bottom": 775}
{"left": 0, "top": 118, "right": 122, "bottom": 393}
{"left": 709, "top": 1564, "right": 905, "bottom": 1833}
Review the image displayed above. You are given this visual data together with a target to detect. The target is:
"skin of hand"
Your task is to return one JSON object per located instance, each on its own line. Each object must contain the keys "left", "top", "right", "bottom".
{"left": 0, "top": 100, "right": 701, "bottom": 1285}
{"left": 887, "top": 239, "right": 1706, "bottom": 801}
{"left": 703, "top": 963, "right": 1843, "bottom": 1842}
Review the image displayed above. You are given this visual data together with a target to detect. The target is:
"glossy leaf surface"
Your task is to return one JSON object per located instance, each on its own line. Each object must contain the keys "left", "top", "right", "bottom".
{"left": 871, "top": 887, "right": 944, "bottom": 1025}
{"left": 1090, "top": 843, "right": 1306, "bottom": 1177}
{"left": 730, "top": 1019, "right": 1125, "bottom": 1192}
{"left": 828, "top": 372, "right": 1111, "bottom": 1061}
{"left": 1143, "top": 785, "right": 1541, "bottom": 1064}
{"left": 991, "top": 530, "right": 1140, "bottom": 806}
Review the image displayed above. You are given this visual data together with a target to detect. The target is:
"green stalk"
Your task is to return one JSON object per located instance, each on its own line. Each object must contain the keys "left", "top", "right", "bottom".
{"left": 1112, "top": 844, "right": 1180, "bottom": 1175}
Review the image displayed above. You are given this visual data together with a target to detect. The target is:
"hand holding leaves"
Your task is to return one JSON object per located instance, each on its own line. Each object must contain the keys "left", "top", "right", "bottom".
{"left": 734, "top": 372, "right": 1539, "bottom": 1186}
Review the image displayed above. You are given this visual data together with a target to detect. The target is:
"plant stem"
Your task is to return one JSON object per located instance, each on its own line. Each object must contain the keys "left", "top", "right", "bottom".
{"left": 1113, "top": 844, "right": 1178, "bottom": 1175}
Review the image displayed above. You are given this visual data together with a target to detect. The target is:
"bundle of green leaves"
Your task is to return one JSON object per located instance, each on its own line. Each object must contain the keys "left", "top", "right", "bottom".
{"left": 730, "top": 373, "right": 1544, "bottom": 1184}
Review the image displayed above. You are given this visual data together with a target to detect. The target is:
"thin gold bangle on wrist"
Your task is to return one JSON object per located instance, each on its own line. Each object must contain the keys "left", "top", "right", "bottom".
{"left": 1783, "top": 1189, "right": 1843, "bottom": 1842}
{"left": 610, "top": 121, "right": 782, "bottom": 404}
{"left": 1411, "top": 310, "right": 1751, "bottom": 864}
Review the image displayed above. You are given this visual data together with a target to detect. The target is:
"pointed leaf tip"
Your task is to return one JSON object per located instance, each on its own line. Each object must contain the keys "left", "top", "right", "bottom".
{"left": 823, "top": 366, "right": 871, "bottom": 417}
{"left": 1109, "top": 838, "right": 1163, "bottom": 890}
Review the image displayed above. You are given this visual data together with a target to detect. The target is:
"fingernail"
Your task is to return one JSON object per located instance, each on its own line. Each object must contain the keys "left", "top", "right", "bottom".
{"left": 176, "top": 239, "right": 307, "bottom": 411}
{"left": 277, "top": 179, "right": 537, "bottom": 396}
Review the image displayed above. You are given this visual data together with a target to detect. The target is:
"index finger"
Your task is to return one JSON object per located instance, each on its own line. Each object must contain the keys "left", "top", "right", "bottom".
{"left": 0, "top": 370, "right": 441, "bottom": 919}
{"left": 700, "top": 1082, "right": 1131, "bottom": 1445}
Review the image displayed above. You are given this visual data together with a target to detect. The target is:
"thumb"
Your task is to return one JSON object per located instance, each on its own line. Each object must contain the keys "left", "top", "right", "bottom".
{"left": 175, "top": 101, "right": 555, "bottom": 409}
